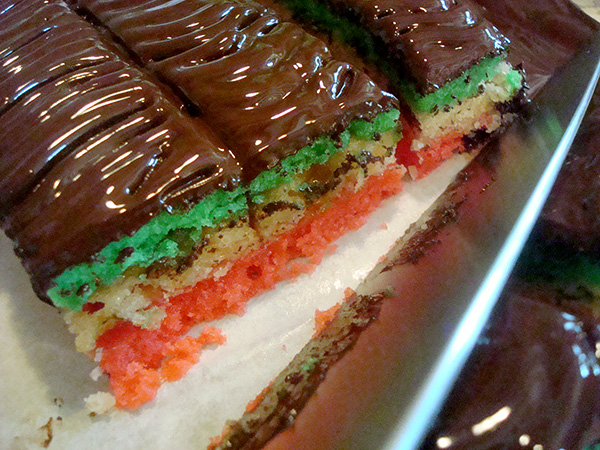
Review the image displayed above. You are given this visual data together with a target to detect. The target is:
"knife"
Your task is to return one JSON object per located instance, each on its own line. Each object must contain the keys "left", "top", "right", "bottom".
{"left": 351, "top": 33, "right": 600, "bottom": 450}
{"left": 256, "top": 31, "right": 600, "bottom": 450}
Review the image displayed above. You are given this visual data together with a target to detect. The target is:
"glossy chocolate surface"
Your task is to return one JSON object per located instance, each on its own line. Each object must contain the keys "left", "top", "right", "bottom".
{"left": 320, "top": 0, "right": 508, "bottom": 93}
{"left": 475, "top": 0, "right": 598, "bottom": 96}
{"left": 0, "top": 0, "right": 240, "bottom": 297}
{"left": 0, "top": 0, "right": 399, "bottom": 297}
{"left": 423, "top": 288, "right": 600, "bottom": 450}
{"left": 77, "top": 0, "right": 397, "bottom": 180}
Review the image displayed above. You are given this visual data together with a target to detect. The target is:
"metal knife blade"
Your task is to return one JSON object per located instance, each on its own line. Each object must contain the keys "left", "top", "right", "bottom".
{"left": 261, "top": 32, "right": 600, "bottom": 450}
{"left": 356, "top": 33, "right": 600, "bottom": 450}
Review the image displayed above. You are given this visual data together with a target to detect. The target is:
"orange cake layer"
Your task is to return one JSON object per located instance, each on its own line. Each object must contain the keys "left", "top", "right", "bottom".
{"left": 96, "top": 166, "right": 404, "bottom": 409}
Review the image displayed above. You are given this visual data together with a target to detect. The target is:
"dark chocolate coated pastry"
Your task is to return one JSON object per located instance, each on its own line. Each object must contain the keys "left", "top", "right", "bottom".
{"left": 475, "top": 0, "right": 598, "bottom": 96}
{"left": 314, "top": 0, "right": 509, "bottom": 93}
{"left": 77, "top": 0, "right": 398, "bottom": 181}
{"left": 0, "top": 1, "right": 115, "bottom": 209}
{"left": 0, "top": 0, "right": 240, "bottom": 297}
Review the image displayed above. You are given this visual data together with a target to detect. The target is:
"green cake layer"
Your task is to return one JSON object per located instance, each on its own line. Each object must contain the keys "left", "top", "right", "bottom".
{"left": 249, "top": 109, "right": 400, "bottom": 201}
{"left": 49, "top": 109, "right": 401, "bottom": 311}
{"left": 273, "top": 0, "right": 523, "bottom": 114}
{"left": 403, "top": 57, "right": 523, "bottom": 114}
{"left": 48, "top": 187, "right": 249, "bottom": 311}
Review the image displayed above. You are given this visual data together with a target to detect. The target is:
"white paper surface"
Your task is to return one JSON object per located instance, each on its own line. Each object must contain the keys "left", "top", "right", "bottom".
{"left": 0, "top": 156, "right": 471, "bottom": 450}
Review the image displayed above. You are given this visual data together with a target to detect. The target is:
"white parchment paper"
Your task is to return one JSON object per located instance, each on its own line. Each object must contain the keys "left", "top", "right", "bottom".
{"left": 0, "top": 155, "right": 472, "bottom": 450}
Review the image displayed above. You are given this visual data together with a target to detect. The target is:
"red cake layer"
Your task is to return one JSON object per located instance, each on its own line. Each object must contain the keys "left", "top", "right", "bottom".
{"left": 96, "top": 166, "right": 404, "bottom": 408}
{"left": 98, "top": 326, "right": 226, "bottom": 409}
{"left": 396, "top": 114, "right": 495, "bottom": 178}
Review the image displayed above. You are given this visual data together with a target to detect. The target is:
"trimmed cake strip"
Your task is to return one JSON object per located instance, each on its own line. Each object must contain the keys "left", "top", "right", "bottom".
{"left": 69, "top": 0, "right": 405, "bottom": 408}
{"left": 267, "top": 0, "right": 525, "bottom": 176}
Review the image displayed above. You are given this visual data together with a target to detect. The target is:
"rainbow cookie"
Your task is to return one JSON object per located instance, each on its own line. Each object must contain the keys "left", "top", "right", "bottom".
{"left": 0, "top": 0, "right": 403, "bottom": 408}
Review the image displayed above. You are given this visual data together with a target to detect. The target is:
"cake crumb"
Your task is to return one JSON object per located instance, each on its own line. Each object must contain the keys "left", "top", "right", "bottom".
{"left": 314, "top": 303, "right": 341, "bottom": 336}
{"left": 85, "top": 392, "right": 116, "bottom": 415}
{"left": 13, "top": 417, "right": 60, "bottom": 450}
{"left": 89, "top": 365, "right": 104, "bottom": 381}
{"left": 40, "top": 417, "right": 54, "bottom": 448}
{"left": 408, "top": 165, "right": 419, "bottom": 179}
{"left": 245, "top": 382, "right": 273, "bottom": 413}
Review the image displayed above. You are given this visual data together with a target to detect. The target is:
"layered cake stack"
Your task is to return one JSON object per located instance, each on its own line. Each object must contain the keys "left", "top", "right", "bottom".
{"left": 0, "top": 0, "right": 525, "bottom": 411}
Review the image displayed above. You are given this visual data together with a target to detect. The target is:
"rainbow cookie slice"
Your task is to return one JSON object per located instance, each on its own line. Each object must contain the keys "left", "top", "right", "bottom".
{"left": 267, "top": 0, "right": 525, "bottom": 176}
{"left": 0, "top": 0, "right": 525, "bottom": 411}
{"left": 0, "top": 0, "right": 404, "bottom": 409}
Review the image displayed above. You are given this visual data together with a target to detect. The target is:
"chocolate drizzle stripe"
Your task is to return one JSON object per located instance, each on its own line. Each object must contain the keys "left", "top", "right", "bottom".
{"left": 0, "top": 67, "right": 156, "bottom": 211}
{"left": 0, "top": 58, "right": 106, "bottom": 117}
{"left": 4, "top": 108, "right": 172, "bottom": 237}
{"left": 0, "top": 25, "right": 115, "bottom": 113}
{"left": 0, "top": 25, "right": 53, "bottom": 61}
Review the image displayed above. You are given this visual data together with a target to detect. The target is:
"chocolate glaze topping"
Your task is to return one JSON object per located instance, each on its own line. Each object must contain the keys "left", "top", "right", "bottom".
{"left": 0, "top": 0, "right": 240, "bottom": 297}
{"left": 422, "top": 288, "right": 600, "bottom": 450}
{"left": 317, "top": 0, "right": 509, "bottom": 94}
{"left": 77, "top": 0, "right": 397, "bottom": 180}
{"left": 475, "top": 0, "right": 598, "bottom": 96}
{"left": 0, "top": 5, "right": 115, "bottom": 208}
{"left": 0, "top": 0, "right": 398, "bottom": 297}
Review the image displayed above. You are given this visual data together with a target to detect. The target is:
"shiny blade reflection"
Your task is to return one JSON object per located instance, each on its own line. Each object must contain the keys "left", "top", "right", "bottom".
{"left": 375, "top": 34, "right": 600, "bottom": 450}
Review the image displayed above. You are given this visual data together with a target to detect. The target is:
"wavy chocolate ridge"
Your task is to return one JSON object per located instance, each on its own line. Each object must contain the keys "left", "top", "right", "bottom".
{"left": 0, "top": 0, "right": 240, "bottom": 298}
{"left": 312, "top": 0, "right": 509, "bottom": 94}
{"left": 77, "top": 0, "right": 397, "bottom": 181}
